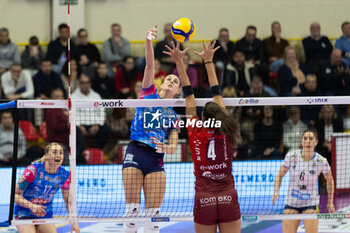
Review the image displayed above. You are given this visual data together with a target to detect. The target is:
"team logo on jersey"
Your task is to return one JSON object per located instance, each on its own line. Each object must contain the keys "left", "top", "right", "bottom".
{"left": 39, "top": 172, "right": 44, "bottom": 179}
{"left": 125, "top": 153, "right": 134, "bottom": 161}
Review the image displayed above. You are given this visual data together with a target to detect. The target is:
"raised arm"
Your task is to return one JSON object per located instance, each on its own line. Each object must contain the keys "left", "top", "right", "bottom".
{"left": 194, "top": 41, "right": 226, "bottom": 113}
{"left": 163, "top": 42, "right": 196, "bottom": 118}
{"left": 272, "top": 165, "right": 289, "bottom": 206}
{"left": 142, "top": 26, "right": 158, "bottom": 89}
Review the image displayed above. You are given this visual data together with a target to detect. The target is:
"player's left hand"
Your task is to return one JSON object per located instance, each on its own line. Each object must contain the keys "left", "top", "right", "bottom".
{"left": 194, "top": 40, "right": 220, "bottom": 63}
{"left": 71, "top": 222, "right": 80, "bottom": 233}
{"left": 163, "top": 41, "right": 189, "bottom": 63}
{"left": 154, "top": 141, "right": 176, "bottom": 154}
{"left": 327, "top": 202, "right": 335, "bottom": 213}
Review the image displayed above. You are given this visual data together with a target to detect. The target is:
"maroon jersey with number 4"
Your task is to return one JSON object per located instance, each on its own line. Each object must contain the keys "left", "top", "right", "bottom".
{"left": 188, "top": 116, "right": 235, "bottom": 191}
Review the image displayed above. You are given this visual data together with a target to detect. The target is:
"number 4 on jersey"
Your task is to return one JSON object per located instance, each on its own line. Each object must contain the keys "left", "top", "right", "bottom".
{"left": 207, "top": 140, "right": 216, "bottom": 160}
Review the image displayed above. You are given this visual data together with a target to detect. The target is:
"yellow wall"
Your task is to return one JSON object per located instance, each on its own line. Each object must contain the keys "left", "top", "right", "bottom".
{"left": 0, "top": 0, "right": 348, "bottom": 43}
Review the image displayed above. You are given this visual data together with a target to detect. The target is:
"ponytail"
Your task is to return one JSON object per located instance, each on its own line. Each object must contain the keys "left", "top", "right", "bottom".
{"left": 203, "top": 102, "right": 240, "bottom": 147}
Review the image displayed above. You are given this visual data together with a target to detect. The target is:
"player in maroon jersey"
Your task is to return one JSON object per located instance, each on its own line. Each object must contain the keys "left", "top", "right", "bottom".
{"left": 163, "top": 41, "right": 241, "bottom": 233}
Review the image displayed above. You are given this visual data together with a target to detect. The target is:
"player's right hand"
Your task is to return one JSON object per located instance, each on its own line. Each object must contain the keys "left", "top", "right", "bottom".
{"left": 31, "top": 204, "right": 47, "bottom": 217}
{"left": 272, "top": 194, "right": 279, "bottom": 206}
{"left": 146, "top": 25, "right": 158, "bottom": 41}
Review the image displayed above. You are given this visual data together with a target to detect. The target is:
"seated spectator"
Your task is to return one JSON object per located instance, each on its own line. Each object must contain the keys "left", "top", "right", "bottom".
{"left": 154, "top": 58, "right": 167, "bottom": 91}
{"left": 172, "top": 53, "right": 198, "bottom": 89}
{"left": 236, "top": 25, "right": 264, "bottom": 67}
{"left": 106, "top": 108, "right": 130, "bottom": 139}
{"left": 315, "top": 105, "right": 344, "bottom": 164}
{"left": 21, "top": 36, "right": 46, "bottom": 72}
{"left": 126, "top": 80, "right": 142, "bottom": 123}
{"left": 92, "top": 62, "right": 115, "bottom": 99}
{"left": 0, "top": 111, "right": 26, "bottom": 166}
{"left": 197, "top": 62, "right": 220, "bottom": 98}
{"left": 47, "top": 23, "right": 78, "bottom": 74}
{"left": 223, "top": 49, "right": 257, "bottom": 95}
{"left": 61, "top": 59, "right": 81, "bottom": 95}
{"left": 302, "top": 22, "right": 333, "bottom": 75}
{"left": 320, "top": 48, "right": 350, "bottom": 96}
{"left": 154, "top": 23, "right": 183, "bottom": 74}
{"left": 222, "top": 86, "right": 241, "bottom": 119}
{"left": 45, "top": 89, "right": 86, "bottom": 164}
{"left": 278, "top": 46, "right": 308, "bottom": 96}
{"left": 71, "top": 74, "right": 112, "bottom": 149}
{"left": 115, "top": 56, "right": 142, "bottom": 99}
{"left": 33, "top": 59, "right": 65, "bottom": 99}
{"left": 213, "top": 28, "right": 235, "bottom": 77}
{"left": 102, "top": 23, "right": 131, "bottom": 77}
{"left": 242, "top": 75, "right": 270, "bottom": 97}
{"left": 1, "top": 62, "right": 34, "bottom": 100}
{"left": 76, "top": 28, "right": 101, "bottom": 78}
{"left": 0, "top": 27, "right": 20, "bottom": 75}
{"left": 335, "top": 21, "right": 350, "bottom": 68}
{"left": 283, "top": 106, "right": 307, "bottom": 152}
{"left": 254, "top": 106, "right": 283, "bottom": 159}
{"left": 262, "top": 21, "right": 289, "bottom": 72}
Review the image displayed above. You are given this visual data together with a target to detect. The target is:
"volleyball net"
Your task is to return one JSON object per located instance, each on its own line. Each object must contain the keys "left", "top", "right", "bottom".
{"left": 2, "top": 97, "right": 350, "bottom": 226}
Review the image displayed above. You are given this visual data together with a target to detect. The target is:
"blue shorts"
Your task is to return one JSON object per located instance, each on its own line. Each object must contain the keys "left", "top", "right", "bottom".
{"left": 122, "top": 141, "right": 164, "bottom": 176}
{"left": 284, "top": 205, "right": 317, "bottom": 213}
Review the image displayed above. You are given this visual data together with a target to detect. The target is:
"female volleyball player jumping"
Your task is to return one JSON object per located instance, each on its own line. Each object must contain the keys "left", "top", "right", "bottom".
{"left": 122, "top": 26, "right": 180, "bottom": 233}
{"left": 164, "top": 41, "right": 241, "bottom": 233}
{"left": 14, "top": 142, "right": 80, "bottom": 233}
{"left": 272, "top": 129, "right": 335, "bottom": 233}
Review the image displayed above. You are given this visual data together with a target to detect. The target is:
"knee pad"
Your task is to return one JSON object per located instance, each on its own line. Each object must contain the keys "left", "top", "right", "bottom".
{"left": 144, "top": 208, "right": 160, "bottom": 233}
{"left": 123, "top": 203, "right": 140, "bottom": 233}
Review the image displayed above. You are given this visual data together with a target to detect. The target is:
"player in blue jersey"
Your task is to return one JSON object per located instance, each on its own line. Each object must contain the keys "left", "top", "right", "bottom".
{"left": 14, "top": 142, "right": 80, "bottom": 233}
{"left": 122, "top": 26, "right": 180, "bottom": 233}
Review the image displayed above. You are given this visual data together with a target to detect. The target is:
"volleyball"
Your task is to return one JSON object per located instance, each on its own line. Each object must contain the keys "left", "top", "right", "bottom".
{"left": 171, "top": 18, "right": 196, "bottom": 42}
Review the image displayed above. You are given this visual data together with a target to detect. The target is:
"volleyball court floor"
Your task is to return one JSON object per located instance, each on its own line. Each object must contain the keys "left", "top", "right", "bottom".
{"left": 1, "top": 195, "right": 350, "bottom": 233}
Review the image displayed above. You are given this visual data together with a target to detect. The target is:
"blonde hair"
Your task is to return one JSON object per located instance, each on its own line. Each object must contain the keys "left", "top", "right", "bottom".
{"left": 32, "top": 142, "right": 63, "bottom": 164}
{"left": 222, "top": 86, "right": 237, "bottom": 98}
{"left": 319, "top": 104, "right": 337, "bottom": 120}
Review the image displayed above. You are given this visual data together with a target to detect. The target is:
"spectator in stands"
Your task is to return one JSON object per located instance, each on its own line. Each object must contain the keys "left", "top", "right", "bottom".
{"left": 154, "top": 58, "right": 167, "bottom": 90}
{"left": 1, "top": 62, "right": 34, "bottom": 100}
{"left": 154, "top": 23, "right": 183, "bottom": 74}
{"left": 262, "top": 21, "right": 289, "bottom": 72}
{"left": 47, "top": 23, "right": 78, "bottom": 74}
{"left": 197, "top": 62, "right": 221, "bottom": 98}
{"left": 0, "top": 27, "right": 20, "bottom": 75}
{"left": 236, "top": 25, "right": 264, "bottom": 67}
{"left": 223, "top": 49, "right": 257, "bottom": 96}
{"left": 60, "top": 59, "right": 81, "bottom": 95}
{"left": 254, "top": 106, "right": 283, "bottom": 159}
{"left": 298, "top": 74, "right": 323, "bottom": 126}
{"left": 302, "top": 22, "right": 333, "bottom": 75}
{"left": 320, "top": 48, "right": 350, "bottom": 96}
{"left": 242, "top": 75, "right": 270, "bottom": 97}
{"left": 33, "top": 59, "right": 65, "bottom": 99}
{"left": 335, "top": 21, "right": 350, "bottom": 68}
{"left": 283, "top": 106, "right": 307, "bottom": 152}
{"left": 278, "top": 46, "right": 308, "bottom": 96}
{"left": 222, "top": 86, "right": 241, "bottom": 121}
{"left": 71, "top": 73, "right": 112, "bottom": 149}
{"left": 0, "top": 111, "right": 26, "bottom": 166}
{"left": 21, "top": 36, "right": 46, "bottom": 72}
{"left": 126, "top": 80, "right": 142, "bottom": 123}
{"left": 76, "top": 28, "right": 101, "bottom": 78}
{"left": 102, "top": 23, "right": 131, "bottom": 77}
{"left": 213, "top": 28, "right": 235, "bottom": 76}
{"left": 172, "top": 53, "right": 198, "bottom": 89}
{"left": 45, "top": 89, "right": 86, "bottom": 164}
{"left": 315, "top": 105, "right": 344, "bottom": 163}
{"left": 92, "top": 62, "right": 115, "bottom": 99}
{"left": 115, "top": 56, "right": 142, "bottom": 99}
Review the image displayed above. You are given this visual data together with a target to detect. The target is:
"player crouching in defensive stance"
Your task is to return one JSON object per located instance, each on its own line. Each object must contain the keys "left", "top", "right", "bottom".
{"left": 164, "top": 40, "right": 241, "bottom": 233}
{"left": 15, "top": 142, "right": 80, "bottom": 233}
{"left": 272, "top": 129, "right": 335, "bottom": 233}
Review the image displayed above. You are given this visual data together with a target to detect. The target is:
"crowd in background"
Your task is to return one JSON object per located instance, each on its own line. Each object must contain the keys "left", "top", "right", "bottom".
{"left": 0, "top": 21, "right": 349, "bottom": 166}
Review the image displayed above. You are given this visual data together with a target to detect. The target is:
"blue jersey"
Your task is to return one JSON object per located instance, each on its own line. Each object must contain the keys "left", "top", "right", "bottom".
{"left": 14, "top": 162, "right": 70, "bottom": 218}
{"left": 130, "top": 85, "right": 179, "bottom": 149}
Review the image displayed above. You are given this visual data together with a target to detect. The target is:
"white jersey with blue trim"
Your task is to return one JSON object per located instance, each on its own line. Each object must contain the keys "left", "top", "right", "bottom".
{"left": 282, "top": 150, "right": 330, "bottom": 208}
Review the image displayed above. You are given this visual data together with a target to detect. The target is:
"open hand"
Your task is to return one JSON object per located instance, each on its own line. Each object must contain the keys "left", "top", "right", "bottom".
{"left": 31, "top": 204, "right": 47, "bottom": 217}
{"left": 163, "top": 41, "right": 189, "bottom": 63}
{"left": 194, "top": 40, "right": 220, "bottom": 63}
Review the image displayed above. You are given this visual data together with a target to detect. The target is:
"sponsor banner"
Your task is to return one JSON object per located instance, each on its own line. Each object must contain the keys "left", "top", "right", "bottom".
{"left": 317, "top": 214, "right": 349, "bottom": 219}
{"left": 151, "top": 217, "right": 170, "bottom": 222}
{"left": 17, "top": 100, "right": 68, "bottom": 109}
{"left": 242, "top": 215, "right": 259, "bottom": 222}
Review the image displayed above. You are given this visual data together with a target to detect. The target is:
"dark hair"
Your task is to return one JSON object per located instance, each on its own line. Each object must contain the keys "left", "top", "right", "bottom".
{"left": 111, "top": 23, "right": 121, "bottom": 28}
{"left": 0, "top": 28, "right": 8, "bottom": 34}
{"left": 341, "top": 21, "right": 350, "bottom": 29}
{"left": 10, "top": 62, "right": 21, "bottom": 68}
{"left": 29, "top": 36, "right": 39, "bottom": 45}
{"left": 271, "top": 21, "right": 280, "bottom": 27}
{"left": 0, "top": 110, "right": 13, "bottom": 119}
{"left": 246, "top": 25, "right": 257, "bottom": 31}
{"left": 58, "top": 23, "right": 68, "bottom": 30}
{"left": 233, "top": 49, "right": 245, "bottom": 56}
{"left": 219, "top": 28, "right": 229, "bottom": 34}
{"left": 123, "top": 55, "right": 134, "bottom": 63}
{"left": 79, "top": 72, "right": 91, "bottom": 82}
{"left": 202, "top": 102, "right": 240, "bottom": 146}
{"left": 77, "top": 28, "right": 87, "bottom": 36}
{"left": 98, "top": 61, "right": 107, "bottom": 66}
{"left": 41, "top": 58, "right": 52, "bottom": 64}
{"left": 302, "top": 128, "right": 318, "bottom": 140}
{"left": 61, "top": 59, "right": 81, "bottom": 76}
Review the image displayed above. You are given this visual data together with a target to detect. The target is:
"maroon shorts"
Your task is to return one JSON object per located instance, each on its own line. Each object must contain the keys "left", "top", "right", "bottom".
{"left": 193, "top": 187, "right": 241, "bottom": 225}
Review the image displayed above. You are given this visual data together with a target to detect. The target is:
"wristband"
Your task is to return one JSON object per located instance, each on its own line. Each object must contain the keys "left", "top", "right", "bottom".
{"left": 204, "top": 61, "right": 213, "bottom": 64}
{"left": 182, "top": 85, "right": 194, "bottom": 97}
{"left": 211, "top": 85, "right": 222, "bottom": 96}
